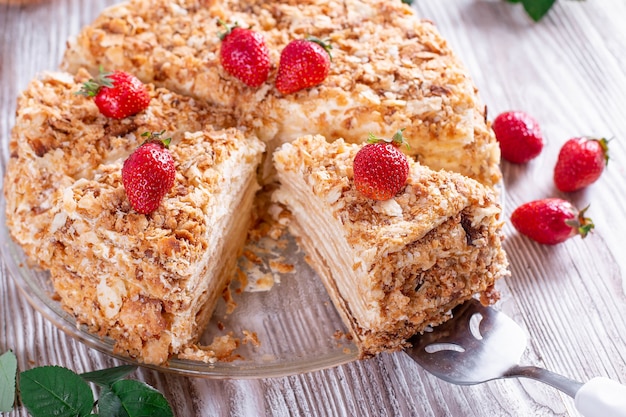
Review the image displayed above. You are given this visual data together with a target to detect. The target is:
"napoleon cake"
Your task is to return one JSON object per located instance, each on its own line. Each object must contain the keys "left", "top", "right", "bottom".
{"left": 5, "top": 0, "right": 511, "bottom": 365}
{"left": 3, "top": 70, "right": 265, "bottom": 364}
{"left": 273, "top": 135, "right": 508, "bottom": 357}
{"left": 61, "top": 0, "right": 501, "bottom": 188}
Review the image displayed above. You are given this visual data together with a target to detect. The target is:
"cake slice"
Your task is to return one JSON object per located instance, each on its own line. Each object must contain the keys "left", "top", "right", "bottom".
{"left": 61, "top": 0, "right": 501, "bottom": 188}
{"left": 273, "top": 135, "right": 508, "bottom": 357}
{"left": 4, "top": 70, "right": 265, "bottom": 364}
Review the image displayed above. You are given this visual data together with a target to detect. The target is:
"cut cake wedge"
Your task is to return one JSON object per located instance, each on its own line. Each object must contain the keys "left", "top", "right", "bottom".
{"left": 4, "top": 70, "right": 265, "bottom": 364}
{"left": 273, "top": 135, "right": 509, "bottom": 357}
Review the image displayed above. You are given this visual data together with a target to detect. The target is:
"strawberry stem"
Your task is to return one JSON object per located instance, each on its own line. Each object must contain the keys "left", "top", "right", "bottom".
{"left": 367, "top": 129, "right": 410, "bottom": 150}
{"left": 391, "top": 129, "right": 406, "bottom": 147}
{"left": 141, "top": 130, "right": 171, "bottom": 147}
{"left": 76, "top": 66, "right": 113, "bottom": 97}
{"left": 597, "top": 137, "right": 610, "bottom": 166}
{"left": 564, "top": 204, "right": 594, "bottom": 238}
{"left": 306, "top": 36, "right": 333, "bottom": 59}
{"left": 217, "top": 19, "right": 239, "bottom": 40}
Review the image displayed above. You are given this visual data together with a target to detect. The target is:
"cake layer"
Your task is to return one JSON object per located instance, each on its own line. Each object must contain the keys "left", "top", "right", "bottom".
{"left": 273, "top": 135, "right": 509, "bottom": 357}
{"left": 4, "top": 71, "right": 265, "bottom": 364}
{"left": 61, "top": 0, "right": 501, "bottom": 188}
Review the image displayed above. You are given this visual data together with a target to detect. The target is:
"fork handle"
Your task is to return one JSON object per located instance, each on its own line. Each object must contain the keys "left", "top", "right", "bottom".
{"left": 512, "top": 366, "right": 626, "bottom": 417}
{"left": 575, "top": 377, "right": 626, "bottom": 417}
{"left": 509, "top": 365, "right": 583, "bottom": 397}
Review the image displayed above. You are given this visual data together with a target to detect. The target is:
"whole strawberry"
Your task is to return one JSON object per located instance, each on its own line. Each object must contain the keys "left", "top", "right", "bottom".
{"left": 275, "top": 37, "right": 332, "bottom": 95}
{"left": 492, "top": 111, "right": 544, "bottom": 164}
{"left": 511, "top": 198, "right": 594, "bottom": 245}
{"left": 122, "top": 132, "right": 176, "bottom": 214}
{"left": 78, "top": 69, "right": 150, "bottom": 119}
{"left": 218, "top": 20, "right": 270, "bottom": 88}
{"left": 353, "top": 130, "right": 410, "bottom": 201}
{"left": 554, "top": 137, "right": 609, "bottom": 192}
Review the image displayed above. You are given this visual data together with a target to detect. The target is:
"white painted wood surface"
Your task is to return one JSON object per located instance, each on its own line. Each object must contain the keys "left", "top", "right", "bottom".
{"left": 1, "top": 0, "right": 625, "bottom": 415}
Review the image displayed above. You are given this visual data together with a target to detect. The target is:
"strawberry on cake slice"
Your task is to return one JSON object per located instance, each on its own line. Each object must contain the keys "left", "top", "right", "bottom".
{"left": 4, "top": 70, "right": 265, "bottom": 364}
{"left": 272, "top": 134, "right": 509, "bottom": 357}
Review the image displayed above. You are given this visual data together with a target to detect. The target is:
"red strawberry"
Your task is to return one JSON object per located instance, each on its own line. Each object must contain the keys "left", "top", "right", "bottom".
{"left": 353, "top": 130, "right": 410, "bottom": 201}
{"left": 554, "top": 137, "right": 609, "bottom": 192}
{"left": 492, "top": 111, "right": 544, "bottom": 164}
{"left": 78, "top": 69, "right": 150, "bottom": 119}
{"left": 275, "top": 37, "right": 332, "bottom": 95}
{"left": 511, "top": 198, "right": 594, "bottom": 245}
{"left": 122, "top": 132, "right": 176, "bottom": 214}
{"left": 218, "top": 20, "right": 270, "bottom": 88}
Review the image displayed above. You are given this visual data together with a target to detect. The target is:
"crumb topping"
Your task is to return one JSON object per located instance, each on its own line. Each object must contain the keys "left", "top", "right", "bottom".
{"left": 62, "top": 0, "right": 501, "bottom": 186}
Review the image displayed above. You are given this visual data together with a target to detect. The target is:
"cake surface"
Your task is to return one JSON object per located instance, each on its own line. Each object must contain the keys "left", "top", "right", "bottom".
{"left": 273, "top": 135, "right": 509, "bottom": 356}
{"left": 61, "top": 0, "right": 501, "bottom": 187}
{"left": 4, "top": 70, "right": 265, "bottom": 364}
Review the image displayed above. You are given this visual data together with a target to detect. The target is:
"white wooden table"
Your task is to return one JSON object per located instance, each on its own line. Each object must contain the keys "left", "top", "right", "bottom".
{"left": 1, "top": 0, "right": 625, "bottom": 415}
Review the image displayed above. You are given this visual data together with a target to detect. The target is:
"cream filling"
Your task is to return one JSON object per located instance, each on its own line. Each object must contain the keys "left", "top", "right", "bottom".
{"left": 273, "top": 169, "right": 377, "bottom": 339}
{"left": 168, "top": 161, "right": 261, "bottom": 349}
{"left": 254, "top": 93, "right": 475, "bottom": 167}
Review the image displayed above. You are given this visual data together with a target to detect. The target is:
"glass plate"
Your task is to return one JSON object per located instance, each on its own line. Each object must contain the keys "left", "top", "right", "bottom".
{"left": 0, "top": 193, "right": 359, "bottom": 378}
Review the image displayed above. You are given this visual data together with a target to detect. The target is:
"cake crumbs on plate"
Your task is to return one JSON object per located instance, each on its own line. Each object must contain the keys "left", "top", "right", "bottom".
{"left": 242, "top": 330, "right": 261, "bottom": 348}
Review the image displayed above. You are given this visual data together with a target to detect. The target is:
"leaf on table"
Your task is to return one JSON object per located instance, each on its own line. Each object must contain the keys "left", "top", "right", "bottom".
{"left": 80, "top": 365, "right": 138, "bottom": 387}
{"left": 19, "top": 366, "right": 94, "bottom": 417}
{"left": 97, "top": 385, "right": 126, "bottom": 417}
{"left": 108, "top": 379, "right": 173, "bottom": 417}
{"left": 522, "top": 0, "right": 557, "bottom": 21}
{"left": 0, "top": 351, "right": 17, "bottom": 412}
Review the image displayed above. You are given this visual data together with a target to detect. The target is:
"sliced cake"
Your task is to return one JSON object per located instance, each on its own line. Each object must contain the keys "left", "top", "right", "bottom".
{"left": 4, "top": 70, "right": 265, "bottom": 364}
{"left": 61, "top": 0, "right": 501, "bottom": 188}
{"left": 273, "top": 135, "right": 508, "bottom": 357}
{"left": 5, "top": 0, "right": 512, "bottom": 365}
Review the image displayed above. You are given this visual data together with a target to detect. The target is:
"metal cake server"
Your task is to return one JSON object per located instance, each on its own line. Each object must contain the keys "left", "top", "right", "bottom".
{"left": 405, "top": 299, "right": 626, "bottom": 417}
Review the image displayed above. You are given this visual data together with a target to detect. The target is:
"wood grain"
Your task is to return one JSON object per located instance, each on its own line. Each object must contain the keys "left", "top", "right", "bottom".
{"left": 1, "top": 0, "right": 625, "bottom": 416}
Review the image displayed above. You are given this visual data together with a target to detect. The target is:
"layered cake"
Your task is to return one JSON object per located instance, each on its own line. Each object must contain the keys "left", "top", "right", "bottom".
{"left": 4, "top": 0, "right": 510, "bottom": 364}
{"left": 4, "top": 70, "right": 264, "bottom": 364}
{"left": 60, "top": 0, "right": 501, "bottom": 187}
{"left": 273, "top": 135, "right": 508, "bottom": 356}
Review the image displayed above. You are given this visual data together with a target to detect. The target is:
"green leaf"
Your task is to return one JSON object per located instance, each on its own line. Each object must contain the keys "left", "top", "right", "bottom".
{"left": 98, "top": 385, "right": 127, "bottom": 417}
{"left": 521, "top": 0, "right": 557, "bottom": 21}
{"left": 81, "top": 365, "right": 138, "bottom": 387}
{"left": 19, "top": 366, "right": 94, "bottom": 417}
{"left": 109, "top": 380, "right": 173, "bottom": 417}
{"left": 0, "top": 351, "right": 17, "bottom": 412}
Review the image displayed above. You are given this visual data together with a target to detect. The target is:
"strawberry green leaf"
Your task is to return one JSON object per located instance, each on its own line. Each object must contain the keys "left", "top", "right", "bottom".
{"left": 80, "top": 365, "right": 138, "bottom": 387}
{"left": 0, "top": 351, "right": 17, "bottom": 412}
{"left": 597, "top": 137, "right": 610, "bottom": 165}
{"left": 19, "top": 366, "right": 94, "bottom": 417}
{"left": 108, "top": 379, "right": 173, "bottom": 417}
{"left": 76, "top": 66, "right": 114, "bottom": 97}
{"left": 521, "top": 0, "right": 557, "bottom": 21}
